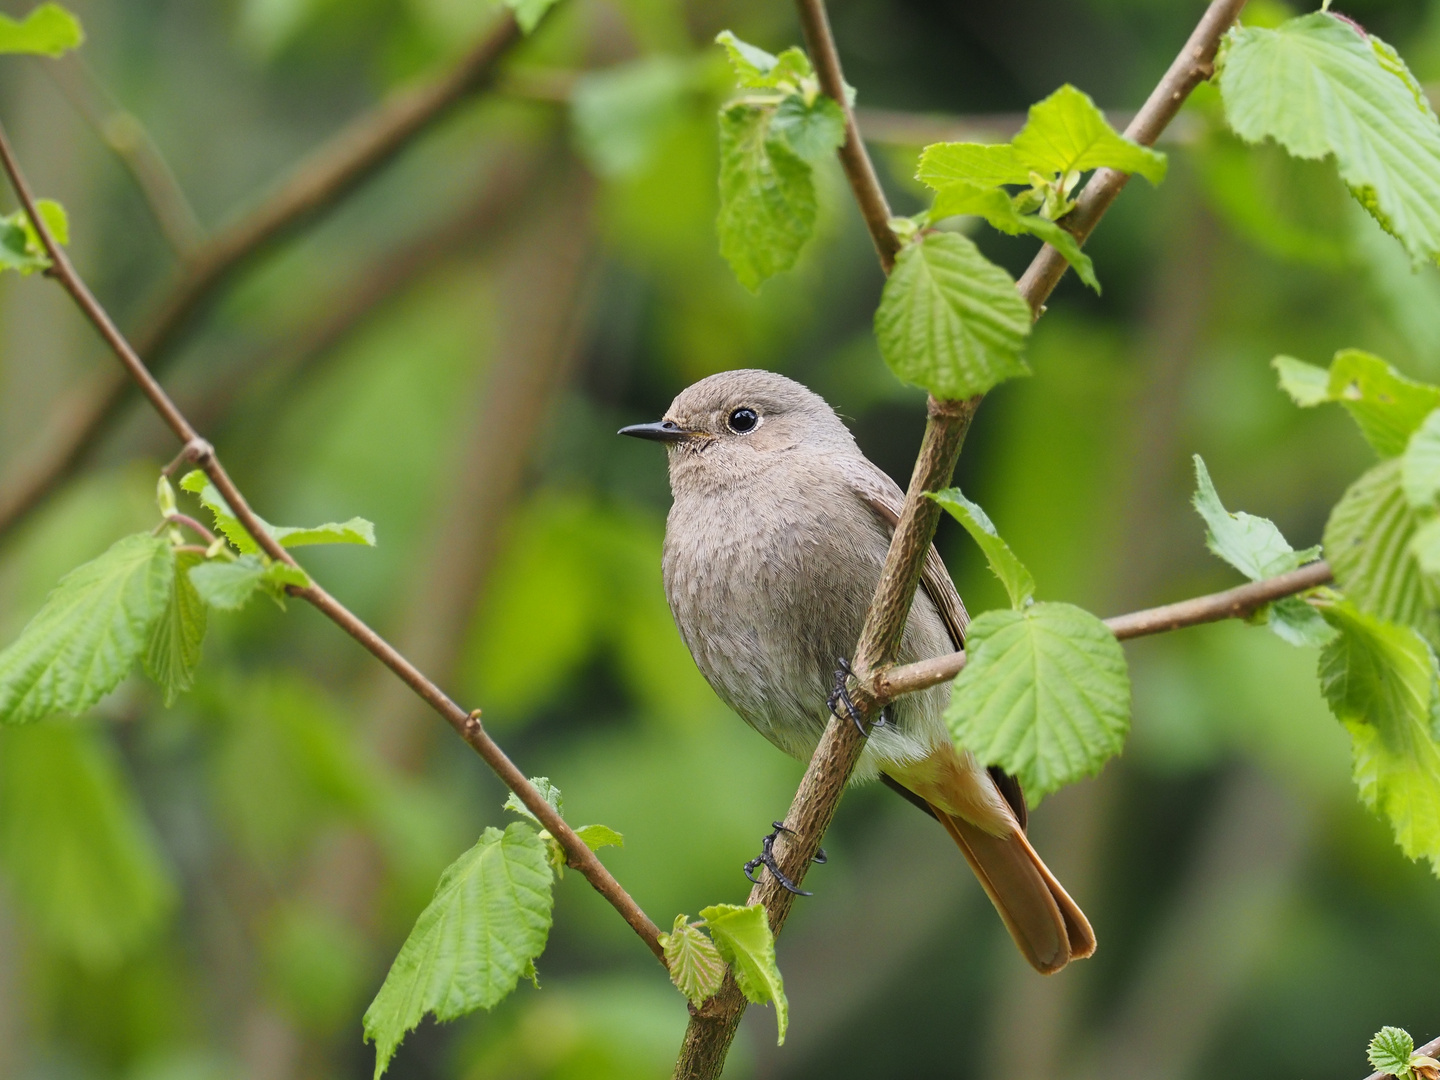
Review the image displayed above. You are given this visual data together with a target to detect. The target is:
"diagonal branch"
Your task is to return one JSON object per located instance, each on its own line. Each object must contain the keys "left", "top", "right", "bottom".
{"left": 876, "top": 560, "right": 1334, "bottom": 700}
{"left": 0, "top": 10, "right": 525, "bottom": 542}
{"left": 0, "top": 119, "right": 666, "bottom": 967}
{"left": 671, "top": 1, "right": 1248, "bottom": 1075}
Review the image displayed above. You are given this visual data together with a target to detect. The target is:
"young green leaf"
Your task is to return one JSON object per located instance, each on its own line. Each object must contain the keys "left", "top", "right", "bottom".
{"left": 700, "top": 903, "right": 788, "bottom": 1044}
{"left": 945, "top": 602, "right": 1130, "bottom": 800}
{"left": 573, "top": 823, "right": 623, "bottom": 851}
{"left": 714, "top": 30, "right": 812, "bottom": 90}
{"left": 0, "top": 533, "right": 173, "bottom": 725}
{"left": 1192, "top": 455, "right": 1321, "bottom": 579}
{"left": 363, "top": 823, "right": 554, "bottom": 1079}
{"left": 502, "top": 776, "right": 563, "bottom": 822}
{"left": 929, "top": 488, "right": 1035, "bottom": 608}
{"left": 0, "top": 3, "right": 83, "bottom": 57}
{"left": 1325, "top": 458, "right": 1440, "bottom": 648}
{"left": 716, "top": 102, "right": 818, "bottom": 292}
{"left": 927, "top": 182, "right": 1099, "bottom": 292}
{"left": 571, "top": 56, "right": 692, "bottom": 178}
{"left": 144, "top": 549, "right": 206, "bottom": 705}
{"left": 770, "top": 94, "right": 846, "bottom": 164}
{"left": 916, "top": 142, "right": 1032, "bottom": 189}
{"left": 0, "top": 199, "right": 68, "bottom": 275}
{"left": 1218, "top": 13, "right": 1440, "bottom": 267}
{"left": 1318, "top": 602, "right": 1440, "bottom": 872}
{"left": 180, "top": 470, "right": 376, "bottom": 552}
{"left": 658, "top": 914, "right": 725, "bottom": 1007}
{"left": 1272, "top": 354, "right": 1332, "bottom": 406}
{"left": 1402, "top": 409, "right": 1440, "bottom": 508}
{"left": 1265, "top": 595, "right": 1339, "bottom": 649}
{"left": 1010, "top": 84, "right": 1167, "bottom": 185}
{"left": 188, "top": 556, "right": 307, "bottom": 611}
{"left": 503, "top": 0, "right": 560, "bottom": 35}
{"left": 1370, "top": 1026, "right": 1418, "bottom": 1079}
{"left": 1328, "top": 351, "right": 1440, "bottom": 459}
{"left": 0, "top": 722, "right": 175, "bottom": 967}
{"left": 873, "top": 231, "right": 1032, "bottom": 400}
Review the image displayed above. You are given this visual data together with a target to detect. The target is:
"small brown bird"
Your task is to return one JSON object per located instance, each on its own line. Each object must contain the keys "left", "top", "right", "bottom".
{"left": 621, "top": 369, "right": 1094, "bottom": 974}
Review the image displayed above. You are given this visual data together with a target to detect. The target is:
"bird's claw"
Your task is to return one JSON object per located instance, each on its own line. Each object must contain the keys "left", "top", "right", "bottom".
{"left": 829, "top": 658, "right": 892, "bottom": 736}
{"left": 742, "top": 821, "right": 827, "bottom": 895}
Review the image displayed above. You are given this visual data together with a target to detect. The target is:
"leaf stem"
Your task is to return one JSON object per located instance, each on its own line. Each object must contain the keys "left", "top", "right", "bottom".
{"left": 0, "top": 118, "right": 667, "bottom": 968}
{"left": 165, "top": 512, "right": 218, "bottom": 544}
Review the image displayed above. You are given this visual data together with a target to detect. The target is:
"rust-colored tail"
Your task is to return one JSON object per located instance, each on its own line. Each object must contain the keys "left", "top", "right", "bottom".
{"left": 934, "top": 806, "right": 1096, "bottom": 975}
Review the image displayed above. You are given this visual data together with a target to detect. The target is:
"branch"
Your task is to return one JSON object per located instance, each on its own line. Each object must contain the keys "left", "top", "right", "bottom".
{"left": 0, "top": 120, "right": 666, "bottom": 967}
{"left": 672, "top": 1, "right": 1247, "bottom": 1075}
{"left": 0, "top": 10, "right": 524, "bottom": 543}
{"left": 876, "top": 560, "right": 1333, "bottom": 700}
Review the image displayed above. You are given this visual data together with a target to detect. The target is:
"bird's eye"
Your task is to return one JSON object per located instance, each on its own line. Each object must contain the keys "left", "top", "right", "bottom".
{"left": 727, "top": 407, "right": 758, "bottom": 433}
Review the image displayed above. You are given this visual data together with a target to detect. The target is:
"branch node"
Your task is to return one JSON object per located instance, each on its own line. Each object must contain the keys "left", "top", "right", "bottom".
{"left": 165, "top": 437, "right": 214, "bottom": 476}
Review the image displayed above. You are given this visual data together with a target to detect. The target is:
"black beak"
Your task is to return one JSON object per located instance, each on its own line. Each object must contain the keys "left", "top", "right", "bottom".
{"left": 618, "top": 419, "right": 689, "bottom": 443}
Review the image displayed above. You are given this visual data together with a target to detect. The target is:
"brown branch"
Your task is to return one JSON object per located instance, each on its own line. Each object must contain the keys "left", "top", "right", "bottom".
{"left": 876, "top": 560, "right": 1333, "bottom": 701}
{"left": 0, "top": 10, "right": 525, "bottom": 543}
{"left": 672, "top": 2, "right": 1248, "bottom": 1075}
{"left": 0, "top": 119, "right": 666, "bottom": 967}
{"left": 1364, "top": 1035, "right": 1440, "bottom": 1080}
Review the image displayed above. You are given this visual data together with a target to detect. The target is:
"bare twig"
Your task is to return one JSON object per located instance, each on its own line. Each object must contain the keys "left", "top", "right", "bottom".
{"left": 0, "top": 119, "right": 666, "bottom": 967}
{"left": 876, "top": 560, "right": 1333, "bottom": 700}
{"left": 671, "top": 2, "right": 1248, "bottom": 1075}
{"left": 0, "top": 10, "right": 525, "bottom": 543}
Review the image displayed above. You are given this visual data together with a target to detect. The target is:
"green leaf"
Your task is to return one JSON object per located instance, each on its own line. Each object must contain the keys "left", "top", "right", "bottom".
{"left": 571, "top": 56, "right": 692, "bottom": 178}
{"left": 188, "top": 555, "right": 307, "bottom": 611}
{"left": 770, "top": 94, "right": 846, "bottom": 164}
{"left": 0, "top": 533, "right": 173, "bottom": 725}
{"left": 0, "top": 199, "right": 68, "bottom": 276}
{"left": 945, "top": 602, "right": 1130, "bottom": 799}
{"left": 1265, "top": 595, "right": 1338, "bottom": 649}
{"left": 929, "top": 488, "right": 1035, "bottom": 608}
{"left": 1272, "top": 354, "right": 1332, "bottom": 406}
{"left": 1402, "top": 409, "right": 1440, "bottom": 508}
{"left": 1192, "top": 455, "right": 1321, "bottom": 580}
{"left": 180, "top": 471, "right": 375, "bottom": 552}
{"left": 658, "top": 914, "right": 725, "bottom": 1007}
{"left": 504, "top": 0, "right": 560, "bottom": 35}
{"left": 700, "top": 903, "right": 787, "bottom": 1044}
{"left": 503, "top": 776, "right": 563, "bottom": 822}
{"left": 1325, "top": 458, "right": 1440, "bottom": 647}
{"left": 714, "top": 30, "right": 812, "bottom": 90}
{"left": 1370, "top": 1027, "right": 1417, "bottom": 1078}
{"left": 573, "top": 823, "right": 623, "bottom": 851}
{"left": 1010, "top": 84, "right": 1167, "bottom": 185}
{"left": 873, "top": 231, "right": 1032, "bottom": 400}
{"left": 143, "top": 549, "right": 206, "bottom": 706}
{"left": 1218, "top": 13, "right": 1440, "bottom": 267}
{"left": 363, "top": 823, "right": 554, "bottom": 1079}
{"left": 0, "top": 3, "right": 83, "bottom": 56}
{"left": 916, "top": 142, "right": 1032, "bottom": 188}
{"left": 1328, "top": 350, "right": 1440, "bottom": 458}
{"left": 1318, "top": 602, "right": 1440, "bottom": 871}
{"left": 927, "top": 182, "right": 1099, "bottom": 292}
{"left": 0, "top": 722, "right": 175, "bottom": 967}
{"left": 716, "top": 102, "right": 818, "bottom": 292}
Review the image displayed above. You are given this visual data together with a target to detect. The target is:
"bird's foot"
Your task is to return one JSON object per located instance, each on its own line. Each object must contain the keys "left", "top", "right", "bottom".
{"left": 829, "top": 658, "right": 892, "bottom": 736}
{"left": 743, "top": 821, "right": 827, "bottom": 896}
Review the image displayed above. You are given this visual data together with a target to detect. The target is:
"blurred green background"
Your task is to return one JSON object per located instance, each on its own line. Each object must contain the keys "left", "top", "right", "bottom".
{"left": 1, "top": 0, "right": 1439, "bottom": 1077}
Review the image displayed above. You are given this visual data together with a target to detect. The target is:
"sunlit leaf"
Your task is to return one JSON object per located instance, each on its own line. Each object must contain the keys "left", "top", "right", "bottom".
{"left": 0, "top": 199, "right": 69, "bottom": 276}
{"left": 945, "top": 602, "right": 1130, "bottom": 799}
{"left": 363, "top": 823, "right": 554, "bottom": 1079}
{"left": 189, "top": 555, "right": 308, "bottom": 611}
{"left": 659, "top": 914, "right": 725, "bottom": 1007}
{"left": 916, "top": 142, "right": 1032, "bottom": 188}
{"left": 1272, "top": 354, "right": 1332, "bottom": 406}
{"left": 714, "top": 30, "right": 812, "bottom": 90}
{"left": 1369, "top": 1027, "right": 1417, "bottom": 1079}
{"left": 144, "top": 549, "right": 206, "bottom": 705}
{"left": 1402, "top": 409, "right": 1440, "bottom": 508}
{"left": 503, "top": 776, "right": 563, "bottom": 822}
{"left": 0, "top": 3, "right": 83, "bottom": 57}
{"left": 769, "top": 94, "right": 845, "bottom": 163}
{"left": 1192, "top": 455, "right": 1321, "bottom": 580}
{"left": 180, "top": 470, "right": 375, "bottom": 553}
{"left": 927, "top": 181, "right": 1098, "bottom": 291}
{"left": 574, "top": 824, "right": 623, "bottom": 851}
{"left": 1011, "top": 84, "right": 1166, "bottom": 184}
{"left": 0, "top": 533, "right": 172, "bottom": 725}
{"left": 700, "top": 903, "right": 787, "bottom": 1044}
{"left": 1327, "top": 350, "right": 1440, "bottom": 458}
{"left": 930, "top": 488, "right": 1035, "bottom": 608}
{"left": 873, "top": 231, "right": 1031, "bottom": 400}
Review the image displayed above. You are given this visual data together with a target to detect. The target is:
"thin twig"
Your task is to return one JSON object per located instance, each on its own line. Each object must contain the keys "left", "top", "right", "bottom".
{"left": 876, "top": 560, "right": 1333, "bottom": 700}
{"left": 0, "top": 10, "right": 525, "bottom": 543}
{"left": 671, "top": 2, "right": 1248, "bottom": 1075}
{"left": 0, "top": 119, "right": 666, "bottom": 967}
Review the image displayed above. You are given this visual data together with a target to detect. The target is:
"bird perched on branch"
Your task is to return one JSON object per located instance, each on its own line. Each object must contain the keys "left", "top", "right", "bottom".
{"left": 620, "top": 369, "right": 1094, "bottom": 974}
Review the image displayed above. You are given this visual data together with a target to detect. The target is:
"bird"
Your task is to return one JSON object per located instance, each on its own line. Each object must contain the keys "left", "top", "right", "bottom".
{"left": 619, "top": 368, "right": 1094, "bottom": 974}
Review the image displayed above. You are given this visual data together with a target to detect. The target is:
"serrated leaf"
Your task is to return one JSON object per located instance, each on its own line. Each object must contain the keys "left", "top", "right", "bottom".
{"left": 1265, "top": 595, "right": 1338, "bottom": 648}
{"left": 874, "top": 231, "right": 1032, "bottom": 400}
{"left": 1272, "top": 354, "right": 1332, "bottom": 406}
{"left": 717, "top": 102, "right": 817, "bottom": 292}
{"left": 1318, "top": 602, "right": 1440, "bottom": 872}
{"left": 503, "top": 0, "right": 559, "bottom": 35}
{"left": 714, "top": 30, "right": 812, "bottom": 90}
{"left": 929, "top": 488, "right": 1035, "bottom": 608}
{"left": 927, "top": 182, "right": 1099, "bottom": 292}
{"left": 1218, "top": 13, "right": 1440, "bottom": 267}
{"left": 1328, "top": 350, "right": 1440, "bottom": 458}
{"left": 1192, "top": 455, "right": 1321, "bottom": 580}
{"left": 180, "top": 470, "right": 376, "bottom": 552}
{"left": 189, "top": 556, "right": 306, "bottom": 611}
{"left": 573, "top": 823, "right": 623, "bottom": 851}
{"left": 143, "top": 549, "right": 206, "bottom": 706}
{"left": 1325, "top": 458, "right": 1440, "bottom": 647}
{"left": 1371, "top": 1026, "right": 1418, "bottom": 1078}
{"left": 945, "top": 602, "right": 1130, "bottom": 799}
{"left": 700, "top": 903, "right": 787, "bottom": 1044}
{"left": 658, "top": 914, "right": 725, "bottom": 1006}
{"left": 503, "top": 776, "right": 563, "bottom": 822}
{"left": 917, "top": 142, "right": 1033, "bottom": 189}
{"left": 1011, "top": 84, "right": 1167, "bottom": 184}
{"left": 363, "top": 823, "right": 554, "bottom": 1079}
{"left": 769, "top": 94, "right": 846, "bottom": 164}
{"left": 0, "top": 3, "right": 83, "bottom": 56}
{"left": 0, "top": 722, "right": 175, "bottom": 967}
{"left": 0, "top": 533, "right": 173, "bottom": 725}
{"left": 571, "top": 56, "right": 691, "bottom": 178}
{"left": 1402, "top": 409, "right": 1440, "bottom": 508}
